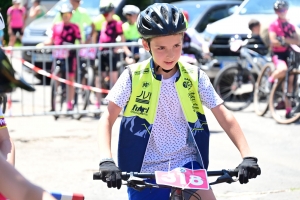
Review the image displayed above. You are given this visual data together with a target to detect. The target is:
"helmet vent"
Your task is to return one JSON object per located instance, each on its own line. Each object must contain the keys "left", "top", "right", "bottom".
{"left": 142, "top": 18, "right": 152, "bottom": 30}
{"left": 161, "top": 6, "right": 168, "bottom": 22}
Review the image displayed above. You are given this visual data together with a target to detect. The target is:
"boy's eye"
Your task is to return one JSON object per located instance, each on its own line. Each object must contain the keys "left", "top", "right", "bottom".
{"left": 158, "top": 47, "right": 164, "bottom": 50}
{"left": 175, "top": 44, "right": 181, "bottom": 48}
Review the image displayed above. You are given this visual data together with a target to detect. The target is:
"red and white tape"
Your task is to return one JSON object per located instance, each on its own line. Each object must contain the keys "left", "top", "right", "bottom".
{"left": 20, "top": 59, "right": 109, "bottom": 94}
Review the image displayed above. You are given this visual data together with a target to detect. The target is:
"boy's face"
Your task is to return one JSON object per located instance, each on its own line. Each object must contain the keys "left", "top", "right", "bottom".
{"left": 251, "top": 25, "right": 260, "bottom": 35}
{"left": 143, "top": 34, "right": 183, "bottom": 71}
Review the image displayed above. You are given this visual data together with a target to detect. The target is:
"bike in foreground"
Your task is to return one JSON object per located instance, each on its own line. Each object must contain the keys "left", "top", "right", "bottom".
{"left": 93, "top": 167, "right": 239, "bottom": 200}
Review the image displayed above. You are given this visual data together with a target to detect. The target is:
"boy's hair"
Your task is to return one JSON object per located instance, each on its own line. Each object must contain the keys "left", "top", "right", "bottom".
{"left": 248, "top": 19, "right": 260, "bottom": 31}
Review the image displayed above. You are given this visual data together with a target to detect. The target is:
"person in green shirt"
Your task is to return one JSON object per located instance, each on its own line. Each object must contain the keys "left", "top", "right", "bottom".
{"left": 53, "top": 0, "right": 94, "bottom": 43}
{"left": 29, "top": 0, "right": 46, "bottom": 20}
{"left": 122, "top": 5, "right": 140, "bottom": 62}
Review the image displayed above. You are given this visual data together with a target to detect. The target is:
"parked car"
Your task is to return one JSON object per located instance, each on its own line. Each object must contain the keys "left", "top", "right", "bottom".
{"left": 170, "top": 0, "right": 241, "bottom": 77}
{"left": 202, "top": 0, "right": 300, "bottom": 78}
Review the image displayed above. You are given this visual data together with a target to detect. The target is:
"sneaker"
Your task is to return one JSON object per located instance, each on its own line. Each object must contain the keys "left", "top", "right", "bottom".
{"left": 286, "top": 111, "right": 293, "bottom": 119}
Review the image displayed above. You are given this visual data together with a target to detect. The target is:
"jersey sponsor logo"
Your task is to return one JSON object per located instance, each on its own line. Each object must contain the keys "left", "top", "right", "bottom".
{"left": 142, "top": 82, "right": 150, "bottom": 88}
{"left": 131, "top": 104, "right": 149, "bottom": 115}
{"left": 188, "top": 92, "right": 199, "bottom": 112}
{"left": 136, "top": 91, "right": 151, "bottom": 104}
{"left": 134, "top": 68, "right": 150, "bottom": 75}
{"left": 0, "top": 117, "right": 6, "bottom": 128}
{"left": 183, "top": 78, "right": 192, "bottom": 90}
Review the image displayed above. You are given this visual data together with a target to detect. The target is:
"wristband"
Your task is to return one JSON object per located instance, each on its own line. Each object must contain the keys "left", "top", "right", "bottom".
{"left": 100, "top": 158, "right": 114, "bottom": 165}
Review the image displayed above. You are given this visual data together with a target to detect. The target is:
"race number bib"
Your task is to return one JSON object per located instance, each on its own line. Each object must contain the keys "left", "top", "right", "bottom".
{"left": 155, "top": 167, "right": 209, "bottom": 190}
{"left": 52, "top": 49, "right": 69, "bottom": 59}
{"left": 79, "top": 48, "right": 97, "bottom": 59}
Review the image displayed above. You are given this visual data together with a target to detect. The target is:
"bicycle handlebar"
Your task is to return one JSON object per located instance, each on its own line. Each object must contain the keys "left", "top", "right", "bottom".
{"left": 93, "top": 168, "right": 239, "bottom": 183}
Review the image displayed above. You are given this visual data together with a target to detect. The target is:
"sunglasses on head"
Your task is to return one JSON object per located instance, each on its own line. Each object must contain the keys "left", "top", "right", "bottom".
{"left": 276, "top": 9, "right": 287, "bottom": 13}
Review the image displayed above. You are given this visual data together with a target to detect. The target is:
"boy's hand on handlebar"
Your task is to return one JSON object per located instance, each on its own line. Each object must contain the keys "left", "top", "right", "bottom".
{"left": 236, "top": 157, "right": 261, "bottom": 184}
{"left": 99, "top": 161, "right": 122, "bottom": 189}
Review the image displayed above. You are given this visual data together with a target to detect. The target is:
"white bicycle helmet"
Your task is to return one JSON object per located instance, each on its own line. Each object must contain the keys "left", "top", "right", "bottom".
{"left": 0, "top": 13, "right": 4, "bottom": 30}
{"left": 122, "top": 5, "right": 140, "bottom": 16}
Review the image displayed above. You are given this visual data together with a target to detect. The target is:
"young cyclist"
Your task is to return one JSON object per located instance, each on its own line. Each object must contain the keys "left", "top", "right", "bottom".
{"left": 7, "top": 0, "right": 26, "bottom": 47}
{"left": 42, "top": 4, "right": 82, "bottom": 111}
{"left": 53, "top": 0, "right": 94, "bottom": 44}
{"left": 98, "top": 2, "right": 133, "bottom": 86}
{"left": 98, "top": 3, "right": 261, "bottom": 200}
{"left": 0, "top": 14, "right": 55, "bottom": 200}
{"left": 268, "top": 0, "right": 300, "bottom": 118}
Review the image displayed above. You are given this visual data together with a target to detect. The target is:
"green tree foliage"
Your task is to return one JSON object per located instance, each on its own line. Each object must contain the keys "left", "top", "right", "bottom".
{"left": 0, "top": 0, "right": 12, "bottom": 45}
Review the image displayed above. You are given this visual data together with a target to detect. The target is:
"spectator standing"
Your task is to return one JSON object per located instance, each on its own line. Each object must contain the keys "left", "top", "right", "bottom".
{"left": 43, "top": 4, "right": 82, "bottom": 111}
{"left": 93, "top": 11, "right": 120, "bottom": 43}
{"left": 122, "top": 5, "right": 140, "bottom": 62}
{"left": 29, "top": 0, "right": 46, "bottom": 20}
{"left": 98, "top": 2, "right": 133, "bottom": 84}
{"left": 7, "top": 0, "right": 26, "bottom": 47}
{"left": 53, "top": 0, "right": 94, "bottom": 43}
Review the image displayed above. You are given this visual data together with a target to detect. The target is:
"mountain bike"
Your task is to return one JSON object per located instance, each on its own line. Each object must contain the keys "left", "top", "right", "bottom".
{"left": 50, "top": 48, "right": 94, "bottom": 120}
{"left": 253, "top": 63, "right": 275, "bottom": 116}
{"left": 93, "top": 168, "right": 239, "bottom": 200}
{"left": 213, "top": 37, "right": 270, "bottom": 111}
{"left": 269, "top": 45, "right": 300, "bottom": 124}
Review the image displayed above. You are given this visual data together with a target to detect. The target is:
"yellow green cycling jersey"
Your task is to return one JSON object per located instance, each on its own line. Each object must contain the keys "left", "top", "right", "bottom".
{"left": 122, "top": 22, "right": 140, "bottom": 41}
{"left": 118, "top": 58, "right": 210, "bottom": 173}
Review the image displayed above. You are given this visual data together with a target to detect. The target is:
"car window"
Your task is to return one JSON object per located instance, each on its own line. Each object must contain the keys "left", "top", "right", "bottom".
{"left": 46, "top": 0, "right": 99, "bottom": 17}
{"left": 239, "top": 0, "right": 300, "bottom": 15}
{"left": 196, "top": 6, "right": 231, "bottom": 33}
{"left": 171, "top": 3, "right": 209, "bottom": 27}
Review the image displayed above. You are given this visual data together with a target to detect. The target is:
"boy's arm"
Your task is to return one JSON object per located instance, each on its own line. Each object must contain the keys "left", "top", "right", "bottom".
{"left": 0, "top": 110, "right": 15, "bottom": 165}
{"left": 0, "top": 153, "right": 56, "bottom": 200}
{"left": 98, "top": 101, "right": 122, "bottom": 159}
{"left": 211, "top": 104, "right": 253, "bottom": 158}
{"left": 0, "top": 130, "right": 15, "bottom": 166}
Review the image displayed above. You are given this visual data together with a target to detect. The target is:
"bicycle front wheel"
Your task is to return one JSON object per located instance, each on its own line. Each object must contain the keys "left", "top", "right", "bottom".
{"left": 214, "top": 63, "right": 255, "bottom": 111}
{"left": 73, "top": 65, "right": 95, "bottom": 120}
{"left": 50, "top": 68, "right": 66, "bottom": 120}
{"left": 254, "top": 63, "right": 274, "bottom": 116}
{"left": 269, "top": 79, "right": 300, "bottom": 124}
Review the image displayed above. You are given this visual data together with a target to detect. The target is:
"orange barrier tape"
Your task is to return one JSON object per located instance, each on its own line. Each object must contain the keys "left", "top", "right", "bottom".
{"left": 20, "top": 59, "right": 110, "bottom": 94}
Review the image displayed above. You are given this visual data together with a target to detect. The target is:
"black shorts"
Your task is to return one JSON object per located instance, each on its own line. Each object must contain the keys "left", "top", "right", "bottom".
{"left": 57, "top": 55, "right": 77, "bottom": 76}
{"left": 11, "top": 28, "right": 23, "bottom": 36}
{"left": 99, "top": 52, "right": 120, "bottom": 72}
{"left": 272, "top": 50, "right": 290, "bottom": 64}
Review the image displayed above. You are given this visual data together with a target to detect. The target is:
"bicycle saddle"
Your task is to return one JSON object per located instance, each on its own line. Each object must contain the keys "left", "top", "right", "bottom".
{"left": 0, "top": 49, "right": 35, "bottom": 93}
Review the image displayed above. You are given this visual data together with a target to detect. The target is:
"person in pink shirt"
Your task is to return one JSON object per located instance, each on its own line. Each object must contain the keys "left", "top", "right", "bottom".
{"left": 98, "top": 2, "right": 133, "bottom": 86}
{"left": 7, "top": 0, "right": 26, "bottom": 46}
{"left": 268, "top": 0, "right": 300, "bottom": 118}
{"left": 42, "top": 4, "right": 82, "bottom": 111}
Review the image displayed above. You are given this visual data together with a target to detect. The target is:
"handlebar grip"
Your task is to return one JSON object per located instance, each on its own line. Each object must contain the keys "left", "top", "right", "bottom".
{"left": 93, "top": 172, "right": 102, "bottom": 180}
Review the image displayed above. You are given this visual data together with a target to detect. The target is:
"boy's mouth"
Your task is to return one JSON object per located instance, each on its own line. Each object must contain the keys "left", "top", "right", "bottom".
{"left": 164, "top": 61, "right": 174, "bottom": 65}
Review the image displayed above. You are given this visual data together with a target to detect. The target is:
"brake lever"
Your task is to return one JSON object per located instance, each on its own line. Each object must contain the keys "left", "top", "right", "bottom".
{"left": 209, "top": 172, "right": 238, "bottom": 185}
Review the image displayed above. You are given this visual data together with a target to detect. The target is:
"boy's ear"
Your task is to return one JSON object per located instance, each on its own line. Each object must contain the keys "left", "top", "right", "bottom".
{"left": 142, "top": 39, "right": 150, "bottom": 51}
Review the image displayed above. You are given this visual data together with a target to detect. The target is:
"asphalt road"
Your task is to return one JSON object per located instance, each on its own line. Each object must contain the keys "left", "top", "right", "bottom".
{"left": 4, "top": 50, "right": 300, "bottom": 199}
